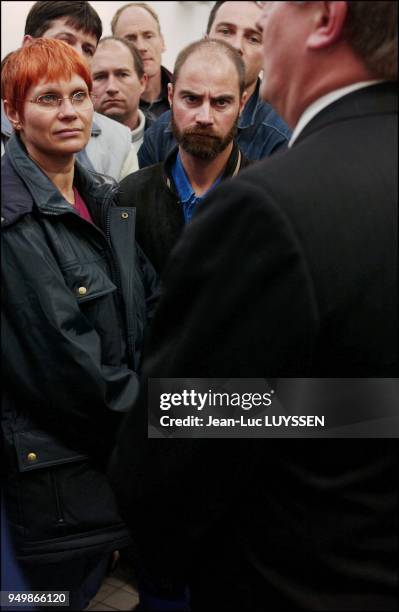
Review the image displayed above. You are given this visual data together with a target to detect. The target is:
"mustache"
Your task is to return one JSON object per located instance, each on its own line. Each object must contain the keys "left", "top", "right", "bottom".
{"left": 182, "top": 129, "right": 219, "bottom": 139}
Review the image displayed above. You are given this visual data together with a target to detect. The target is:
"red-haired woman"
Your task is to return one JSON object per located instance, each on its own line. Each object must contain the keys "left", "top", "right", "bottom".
{"left": 1, "top": 38, "right": 157, "bottom": 607}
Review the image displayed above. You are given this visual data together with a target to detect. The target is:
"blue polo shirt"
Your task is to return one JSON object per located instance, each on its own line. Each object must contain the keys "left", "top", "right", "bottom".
{"left": 171, "top": 152, "right": 222, "bottom": 223}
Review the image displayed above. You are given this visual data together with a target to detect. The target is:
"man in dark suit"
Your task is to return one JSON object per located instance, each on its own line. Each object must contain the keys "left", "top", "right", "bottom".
{"left": 109, "top": 2, "right": 398, "bottom": 610}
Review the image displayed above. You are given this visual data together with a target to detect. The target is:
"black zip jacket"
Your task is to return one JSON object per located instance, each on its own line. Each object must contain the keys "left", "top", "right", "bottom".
{"left": 1, "top": 134, "right": 158, "bottom": 563}
{"left": 119, "top": 142, "right": 251, "bottom": 274}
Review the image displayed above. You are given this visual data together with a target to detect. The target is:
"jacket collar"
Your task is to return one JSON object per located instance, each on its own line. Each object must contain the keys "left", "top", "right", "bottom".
{"left": 5, "top": 134, "right": 74, "bottom": 218}
{"left": 140, "top": 65, "right": 172, "bottom": 111}
{"left": 238, "top": 78, "right": 262, "bottom": 130}
{"left": 1, "top": 152, "right": 33, "bottom": 227}
{"left": 2, "top": 133, "right": 116, "bottom": 227}
{"left": 159, "top": 66, "right": 173, "bottom": 102}
{"left": 131, "top": 109, "right": 147, "bottom": 144}
{"left": 294, "top": 82, "right": 397, "bottom": 147}
{"left": 1, "top": 99, "right": 12, "bottom": 138}
{"left": 91, "top": 113, "right": 101, "bottom": 136}
{"left": 289, "top": 80, "right": 383, "bottom": 147}
{"left": 162, "top": 141, "right": 245, "bottom": 195}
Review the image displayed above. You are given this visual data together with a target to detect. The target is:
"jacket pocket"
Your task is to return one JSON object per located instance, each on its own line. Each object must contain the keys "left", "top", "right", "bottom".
{"left": 60, "top": 261, "right": 117, "bottom": 304}
{"left": 11, "top": 430, "right": 88, "bottom": 536}
{"left": 60, "top": 261, "right": 124, "bottom": 359}
{"left": 10, "top": 430, "right": 123, "bottom": 543}
{"left": 14, "top": 430, "right": 88, "bottom": 472}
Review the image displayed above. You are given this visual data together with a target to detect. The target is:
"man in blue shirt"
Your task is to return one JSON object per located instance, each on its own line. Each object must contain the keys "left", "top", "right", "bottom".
{"left": 118, "top": 38, "right": 251, "bottom": 274}
{"left": 171, "top": 151, "right": 223, "bottom": 224}
{"left": 138, "top": 1, "right": 291, "bottom": 168}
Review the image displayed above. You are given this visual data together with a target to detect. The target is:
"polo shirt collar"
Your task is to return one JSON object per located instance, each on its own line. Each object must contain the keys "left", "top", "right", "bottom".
{"left": 172, "top": 151, "right": 223, "bottom": 203}
{"left": 172, "top": 152, "right": 196, "bottom": 203}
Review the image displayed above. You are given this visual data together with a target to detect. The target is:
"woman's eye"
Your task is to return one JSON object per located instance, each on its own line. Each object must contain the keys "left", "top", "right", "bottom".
{"left": 73, "top": 91, "right": 87, "bottom": 101}
{"left": 38, "top": 94, "right": 58, "bottom": 105}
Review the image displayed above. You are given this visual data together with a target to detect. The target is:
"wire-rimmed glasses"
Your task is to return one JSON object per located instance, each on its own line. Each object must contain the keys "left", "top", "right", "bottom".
{"left": 26, "top": 91, "right": 96, "bottom": 111}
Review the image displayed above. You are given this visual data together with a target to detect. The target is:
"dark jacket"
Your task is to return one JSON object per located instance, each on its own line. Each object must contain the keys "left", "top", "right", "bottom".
{"left": 109, "top": 83, "right": 398, "bottom": 610}
{"left": 1, "top": 134, "right": 158, "bottom": 564}
{"left": 119, "top": 142, "right": 251, "bottom": 274}
{"left": 138, "top": 79, "right": 291, "bottom": 168}
{"left": 139, "top": 65, "right": 173, "bottom": 124}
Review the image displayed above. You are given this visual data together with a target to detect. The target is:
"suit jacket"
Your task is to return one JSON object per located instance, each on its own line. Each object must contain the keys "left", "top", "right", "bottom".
{"left": 109, "top": 83, "right": 398, "bottom": 610}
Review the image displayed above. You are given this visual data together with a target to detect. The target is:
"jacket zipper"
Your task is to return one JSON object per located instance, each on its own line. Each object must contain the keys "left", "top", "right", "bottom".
{"left": 102, "top": 193, "right": 134, "bottom": 369}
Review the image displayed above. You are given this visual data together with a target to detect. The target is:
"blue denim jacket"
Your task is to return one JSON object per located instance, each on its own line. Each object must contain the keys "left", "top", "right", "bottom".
{"left": 138, "top": 80, "right": 291, "bottom": 168}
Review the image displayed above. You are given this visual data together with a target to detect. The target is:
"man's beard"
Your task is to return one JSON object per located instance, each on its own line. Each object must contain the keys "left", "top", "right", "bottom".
{"left": 171, "top": 113, "right": 239, "bottom": 161}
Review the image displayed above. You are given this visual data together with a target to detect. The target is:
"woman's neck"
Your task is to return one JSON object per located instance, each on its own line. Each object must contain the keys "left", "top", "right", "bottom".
{"left": 45, "top": 165, "right": 75, "bottom": 204}
{"left": 25, "top": 143, "right": 76, "bottom": 204}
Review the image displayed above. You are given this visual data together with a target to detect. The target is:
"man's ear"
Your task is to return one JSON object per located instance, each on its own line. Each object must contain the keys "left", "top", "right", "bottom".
{"left": 161, "top": 34, "right": 166, "bottom": 54}
{"left": 140, "top": 73, "right": 148, "bottom": 96}
{"left": 3, "top": 100, "right": 22, "bottom": 130}
{"left": 239, "top": 90, "right": 248, "bottom": 115}
{"left": 167, "top": 82, "right": 174, "bottom": 108}
{"left": 307, "top": 1, "right": 348, "bottom": 50}
{"left": 22, "top": 34, "right": 34, "bottom": 47}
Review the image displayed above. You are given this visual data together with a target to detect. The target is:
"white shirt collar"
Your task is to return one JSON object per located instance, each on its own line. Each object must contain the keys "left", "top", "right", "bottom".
{"left": 131, "top": 109, "right": 146, "bottom": 144}
{"left": 288, "top": 80, "right": 383, "bottom": 148}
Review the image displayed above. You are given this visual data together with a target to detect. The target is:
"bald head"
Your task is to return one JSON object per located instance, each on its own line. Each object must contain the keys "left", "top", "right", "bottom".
{"left": 173, "top": 39, "right": 245, "bottom": 97}
{"left": 111, "top": 3, "right": 165, "bottom": 79}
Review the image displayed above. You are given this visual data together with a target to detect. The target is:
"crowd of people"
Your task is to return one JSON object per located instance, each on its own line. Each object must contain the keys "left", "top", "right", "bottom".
{"left": 1, "top": 1, "right": 398, "bottom": 611}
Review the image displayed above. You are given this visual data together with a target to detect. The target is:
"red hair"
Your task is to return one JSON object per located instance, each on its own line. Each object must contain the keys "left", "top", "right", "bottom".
{"left": 1, "top": 38, "right": 93, "bottom": 118}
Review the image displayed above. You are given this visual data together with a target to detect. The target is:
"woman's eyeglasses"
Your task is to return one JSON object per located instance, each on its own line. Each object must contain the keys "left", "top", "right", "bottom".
{"left": 27, "top": 91, "right": 96, "bottom": 111}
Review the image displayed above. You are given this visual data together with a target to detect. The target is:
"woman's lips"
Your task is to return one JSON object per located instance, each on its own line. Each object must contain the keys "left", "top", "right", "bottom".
{"left": 54, "top": 129, "right": 83, "bottom": 137}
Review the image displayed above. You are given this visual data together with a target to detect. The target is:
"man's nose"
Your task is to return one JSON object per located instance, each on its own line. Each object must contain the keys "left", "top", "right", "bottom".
{"left": 195, "top": 102, "right": 213, "bottom": 125}
{"left": 106, "top": 75, "right": 119, "bottom": 94}
{"left": 136, "top": 36, "right": 150, "bottom": 53}
{"left": 227, "top": 33, "right": 244, "bottom": 56}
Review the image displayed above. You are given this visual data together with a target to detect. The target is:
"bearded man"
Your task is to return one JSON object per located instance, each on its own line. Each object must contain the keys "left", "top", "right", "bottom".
{"left": 118, "top": 38, "right": 251, "bottom": 274}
